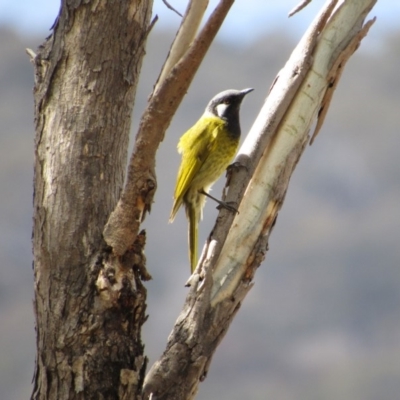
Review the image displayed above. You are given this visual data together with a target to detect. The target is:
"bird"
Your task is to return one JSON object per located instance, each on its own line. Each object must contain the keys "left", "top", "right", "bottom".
{"left": 169, "top": 88, "right": 254, "bottom": 273}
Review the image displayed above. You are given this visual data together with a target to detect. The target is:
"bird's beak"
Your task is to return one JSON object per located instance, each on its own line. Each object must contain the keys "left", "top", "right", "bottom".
{"left": 240, "top": 88, "right": 254, "bottom": 96}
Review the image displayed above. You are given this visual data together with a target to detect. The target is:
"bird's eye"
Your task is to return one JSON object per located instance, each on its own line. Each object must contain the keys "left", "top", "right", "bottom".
{"left": 223, "top": 100, "right": 230, "bottom": 105}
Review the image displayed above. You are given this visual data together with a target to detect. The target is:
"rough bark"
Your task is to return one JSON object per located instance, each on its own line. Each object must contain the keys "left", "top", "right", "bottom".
{"left": 31, "top": 1, "right": 153, "bottom": 399}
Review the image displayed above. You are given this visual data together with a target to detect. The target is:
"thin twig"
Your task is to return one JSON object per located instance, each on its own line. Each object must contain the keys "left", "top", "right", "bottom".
{"left": 25, "top": 48, "right": 37, "bottom": 63}
{"left": 155, "top": 0, "right": 209, "bottom": 92}
{"left": 147, "top": 15, "right": 159, "bottom": 36}
{"left": 289, "top": 0, "right": 312, "bottom": 17}
{"left": 162, "top": 0, "right": 183, "bottom": 17}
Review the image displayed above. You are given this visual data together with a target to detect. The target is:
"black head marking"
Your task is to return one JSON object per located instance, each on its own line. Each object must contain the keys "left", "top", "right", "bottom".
{"left": 205, "top": 88, "right": 253, "bottom": 138}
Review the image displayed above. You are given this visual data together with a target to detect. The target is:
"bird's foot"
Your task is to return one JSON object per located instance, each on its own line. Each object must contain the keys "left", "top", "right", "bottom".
{"left": 199, "top": 189, "right": 238, "bottom": 214}
{"left": 216, "top": 201, "right": 238, "bottom": 214}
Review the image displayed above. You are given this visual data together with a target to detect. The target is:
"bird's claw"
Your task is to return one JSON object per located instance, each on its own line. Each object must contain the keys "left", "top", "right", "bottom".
{"left": 217, "top": 201, "right": 239, "bottom": 214}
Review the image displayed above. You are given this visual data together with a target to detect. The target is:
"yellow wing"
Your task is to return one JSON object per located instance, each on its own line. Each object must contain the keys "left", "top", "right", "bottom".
{"left": 169, "top": 116, "right": 223, "bottom": 221}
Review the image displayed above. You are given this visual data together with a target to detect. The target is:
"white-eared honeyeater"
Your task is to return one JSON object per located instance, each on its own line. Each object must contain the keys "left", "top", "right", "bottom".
{"left": 169, "top": 88, "right": 253, "bottom": 272}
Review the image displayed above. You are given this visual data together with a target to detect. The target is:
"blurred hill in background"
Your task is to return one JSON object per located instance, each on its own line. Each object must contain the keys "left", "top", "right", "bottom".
{"left": 1, "top": 20, "right": 399, "bottom": 400}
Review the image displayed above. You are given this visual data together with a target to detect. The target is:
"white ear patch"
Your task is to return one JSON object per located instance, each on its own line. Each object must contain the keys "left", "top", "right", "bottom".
{"left": 216, "top": 103, "right": 228, "bottom": 118}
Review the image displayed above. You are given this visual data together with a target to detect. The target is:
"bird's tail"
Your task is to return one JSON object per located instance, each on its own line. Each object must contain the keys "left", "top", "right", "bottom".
{"left": 187, "top": 203, "right": 199, "bottom": 273}
{"left": 169, "top": 197, "right": 182, "bottom": 223}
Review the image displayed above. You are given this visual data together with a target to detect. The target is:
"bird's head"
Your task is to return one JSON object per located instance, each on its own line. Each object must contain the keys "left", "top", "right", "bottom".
{"left": 206, "top": 88, "right": 254, "bottom": 121}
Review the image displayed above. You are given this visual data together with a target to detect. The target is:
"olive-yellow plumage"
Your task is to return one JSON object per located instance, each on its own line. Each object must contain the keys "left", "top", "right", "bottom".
{"left": 169, "top": 88, "right": 253, "bottom": 273}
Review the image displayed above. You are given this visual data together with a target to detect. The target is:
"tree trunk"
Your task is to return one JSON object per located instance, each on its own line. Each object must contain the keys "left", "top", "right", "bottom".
{"left": 31, "top": 1, "right": 153, "bottom": 399}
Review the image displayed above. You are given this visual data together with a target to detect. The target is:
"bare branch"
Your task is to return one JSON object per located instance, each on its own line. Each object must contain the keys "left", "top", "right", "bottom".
{"left": 210, "top": 0, "right": 377, "bottom": 305}
{"left": 155, "top": 0, "right": 209, "bottom": 91}
{"left": 162, "top": 0, "right": 183, "bottom": 17}
{"left": 147, "top": 15, "right": 159, "bottom": 36}
{"left": 289, "top": 0, "right": 313, "bottom": 17}
{"left": 25, "top": 47, "right": 37, "bottom": 62}
{"left": 188, "top": 0, "right": 340, "bottom": 284}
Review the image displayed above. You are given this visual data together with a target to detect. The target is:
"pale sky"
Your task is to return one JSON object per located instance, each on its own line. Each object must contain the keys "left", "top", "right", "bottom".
{"left": 0, "top": 0, "right": 397, "bottom": 45}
